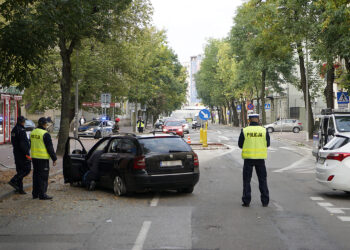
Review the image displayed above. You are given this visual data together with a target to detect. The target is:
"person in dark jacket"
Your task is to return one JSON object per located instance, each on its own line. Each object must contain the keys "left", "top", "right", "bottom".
{"left": 30, "top": 117, "right": 57, "bottom": 200}
{"left": 238, "top": 114, "right": 270, "bottom": 207}
{"left": 8, "top": 116, "right": 32, "bottom": 194}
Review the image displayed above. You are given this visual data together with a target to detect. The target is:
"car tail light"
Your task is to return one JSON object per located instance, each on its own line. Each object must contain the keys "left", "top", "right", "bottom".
{"left": 133, "top": 156, "right": 146, "bottom": 169}
{"left": 327, "top": 175, "right": 334, "bottom": 181}
{"left": 298, "top": 123, "right": 302, "bottom": 125}
{"left": 326, "top": 153, "right": 350, "bottom": 162}
{"left": 193, "top": 153, "right": 199, "bottom": 167}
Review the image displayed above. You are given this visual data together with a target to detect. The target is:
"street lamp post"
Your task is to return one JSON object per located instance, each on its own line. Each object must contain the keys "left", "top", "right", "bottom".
{"left": 305, "top": 41, "right": 309, "bottom": 141}
{"left": 74, "top": 50, "right": 79, "bottom": 139}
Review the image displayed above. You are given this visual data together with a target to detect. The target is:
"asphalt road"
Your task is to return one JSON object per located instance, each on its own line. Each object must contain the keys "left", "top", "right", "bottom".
{"left": 1, "top": 125, "right": 350, "bottom": 250}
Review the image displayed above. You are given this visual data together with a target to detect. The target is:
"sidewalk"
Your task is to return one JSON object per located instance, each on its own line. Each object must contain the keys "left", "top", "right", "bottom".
{"left": 270, "top": 131, "right": 313, "bottom": 148}
{"left": 0, "top": 125, "right": 147, "bottom": 200}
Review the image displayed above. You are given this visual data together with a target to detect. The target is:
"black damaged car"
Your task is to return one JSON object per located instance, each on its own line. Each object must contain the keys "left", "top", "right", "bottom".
{"left": 63, "top": 134, "right": 200, "bottom": 196}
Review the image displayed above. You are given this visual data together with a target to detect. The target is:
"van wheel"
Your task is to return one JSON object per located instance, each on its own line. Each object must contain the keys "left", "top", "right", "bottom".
{"left": 113, "top": 175, "right": 127, "bottom": 196}
{"left": 267, "top": 127, "right": 274, "bottom": 133}
{"left": 293, "top": 127, "right": 300, "bottom": 133}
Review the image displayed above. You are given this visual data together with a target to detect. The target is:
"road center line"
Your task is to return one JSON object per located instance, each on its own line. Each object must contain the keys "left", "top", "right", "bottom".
{"left": 150, "top": 194, "right": 160, "bottom": 207}
{"left": 317, "top": 202, "right": 334, "bottom": 207}
{"left": 132, "top": 221, "right": 152, "bottom": 250}
{"left": 218, "top": 135, "right": 229, "bottom": 140}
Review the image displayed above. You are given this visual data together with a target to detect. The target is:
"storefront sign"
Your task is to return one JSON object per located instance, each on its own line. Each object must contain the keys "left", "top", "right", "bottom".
{"left": 13, "top": 95, "right": 22, "bottom": 100}
{"left": 1, "top": 94, "right": 11, "bottom": 100}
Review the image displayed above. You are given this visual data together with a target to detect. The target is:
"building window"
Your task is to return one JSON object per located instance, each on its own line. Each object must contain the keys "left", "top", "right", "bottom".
{"left": 290, "top": 107, "right": 300, "bottom": 119}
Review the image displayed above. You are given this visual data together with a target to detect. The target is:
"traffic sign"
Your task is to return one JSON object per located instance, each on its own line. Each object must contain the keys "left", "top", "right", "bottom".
{"left": 199, "top": 109, "right": 210, "bottom": 121}
{"left": 337, "top": 92, "right": 349, "bottom": 104}
{"left": 101, "top": 93, "right": 111, "bottom": 104}
{"left": 236, "top": 105, "right": 241, "bottom": 112}
{"left": 247, "top": 103, "right": 254, "bottom": 110}
{"left": 265, "top": 103, "right": 271, "bottom": 110}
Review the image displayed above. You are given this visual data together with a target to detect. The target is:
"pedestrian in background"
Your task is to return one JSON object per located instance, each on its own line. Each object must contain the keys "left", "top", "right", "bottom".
{"left": 8, "top": 116, "right": 31, "bottom": 194}
{"left": 30, "top": 117, "right": 57, "bottom": 200}
{"left": 137, "top": 116, "right": 145, "bottom": 133}
{"left": 238, "top": 114, "right": 270, "bottom": 207}
{"left": 79, "top": 115, "right": 86, "bottom": 125}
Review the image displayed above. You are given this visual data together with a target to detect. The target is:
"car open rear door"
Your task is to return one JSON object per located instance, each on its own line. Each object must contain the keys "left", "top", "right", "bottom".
{"left": 63, "top": 137, "right": 88, "bottom": 184}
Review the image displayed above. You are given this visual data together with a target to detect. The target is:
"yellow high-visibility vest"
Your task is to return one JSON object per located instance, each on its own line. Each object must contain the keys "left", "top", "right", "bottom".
{"left": 30, "top": 128, "right": 50, "bottom": 159}
{"left": 242, "top": 126, "right": 267, "bottom": 159}
{"left": 137, "top": 120, "right": 145, "bottom": 128}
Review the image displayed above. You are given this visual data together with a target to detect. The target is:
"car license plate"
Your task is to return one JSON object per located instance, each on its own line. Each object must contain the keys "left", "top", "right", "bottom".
{"left": 160, "top": 160, "right": 182, "bottom": 167}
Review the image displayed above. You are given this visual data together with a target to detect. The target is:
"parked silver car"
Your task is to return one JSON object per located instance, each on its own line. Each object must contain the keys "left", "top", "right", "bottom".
{"left": 265, "top": 119, "right": 303, "bottom": 133}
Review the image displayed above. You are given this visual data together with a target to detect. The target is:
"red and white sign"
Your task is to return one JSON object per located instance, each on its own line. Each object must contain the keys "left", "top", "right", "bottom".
{"left": 82, "top": 102, "right": 119, "bottom": 108}
{"left": 1, "top": 94, "right": 11, "bottom": 100}
{"left": 13, "top": 95, "right": 22, "bottom": 100}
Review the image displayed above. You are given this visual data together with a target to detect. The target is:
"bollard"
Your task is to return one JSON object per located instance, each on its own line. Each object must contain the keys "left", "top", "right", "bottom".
{"left": 200, "top": 128, "right": 203, "bottom": 143}
{"left": 203, "top": 129, "right": 208, "bottom": 147}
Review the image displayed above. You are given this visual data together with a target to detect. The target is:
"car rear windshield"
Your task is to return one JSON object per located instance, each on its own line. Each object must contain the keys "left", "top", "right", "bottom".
{"left": 138, "top": 137, "right": 191, "bottom": 154}
{"left": 323, "top": 136, "right": 350, "bottom": 150}
{"left": 335, "top": 116, "right": 350, "bottom": 132}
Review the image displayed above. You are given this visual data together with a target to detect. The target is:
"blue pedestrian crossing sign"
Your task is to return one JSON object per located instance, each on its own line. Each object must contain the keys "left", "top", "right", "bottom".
{"left": 199, "top": 109, "right": 210, "bottom": 121}
{"left": 237, "top": 105, "right": 242, "bottom": 111}
{"left": 337, "top": 92, "right": 349, "bottom": 104}
{"left": 265, "top": 103, "right": 271, "bottom": 110}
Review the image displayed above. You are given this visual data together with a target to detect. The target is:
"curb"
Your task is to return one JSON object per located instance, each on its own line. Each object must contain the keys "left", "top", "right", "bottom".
{"left": 273, "top": 137, "right": 313, "bottom": 149}
{"left": 0, "top": 169, "right": 63, "bottom": 201}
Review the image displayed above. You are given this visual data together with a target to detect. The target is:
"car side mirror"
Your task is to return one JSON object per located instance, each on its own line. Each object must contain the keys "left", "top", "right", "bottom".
{"left": 328, "top": 128, "right": 335, "bottom": 136}
{"left": 72, "top": 149, "right": 82, "bottom": 154}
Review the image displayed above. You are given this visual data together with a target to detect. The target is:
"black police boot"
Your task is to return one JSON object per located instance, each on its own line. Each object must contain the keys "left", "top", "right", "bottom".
{"left": 39, "top": 195, "right": 53, "bottom": 200}
{"left": 16, "top": 190, "right": 27, "bottom": 195}
{"left": 242, "top": 203, "right": 250, "bottom": 207}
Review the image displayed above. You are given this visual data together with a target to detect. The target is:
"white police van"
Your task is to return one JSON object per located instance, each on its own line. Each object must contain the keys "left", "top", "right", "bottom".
{"left": 312, "top": 109, "right": 350, "bottom": 160}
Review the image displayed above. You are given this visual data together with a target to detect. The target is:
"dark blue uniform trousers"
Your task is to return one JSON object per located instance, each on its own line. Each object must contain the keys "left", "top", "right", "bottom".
{"left": 10, "top": 153, "right": 31, "bottom": 190}
{"left": 32, "top": 159, "right": 50, "bottom": 198}
{"left": 242, "top": 159, "right": 269, "bottom": 205}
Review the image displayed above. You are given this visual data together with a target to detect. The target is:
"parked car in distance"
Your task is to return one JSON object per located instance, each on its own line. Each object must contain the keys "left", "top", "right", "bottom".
{"left": 316, "top": 135, "right": 350, "bottom": 192}
{"left": 178, "top": 119, "right": 190, "bottom": 134}
{"left": 24, "top": 119, "right": 35, "bottom": 131}
{"left": 78, "top": 120, "right": 114, "bottom": 139}
{"left": 154, "top": 119, "right": 164, "bottom": 129}
{"left": 63, "top": 134, "right": 200, "bottom": 196}
{"left": 162, "top": 120, "right": 185, "bottom": 137}
{"left": 264, "top": 119, "right": 302, "bottom": 133}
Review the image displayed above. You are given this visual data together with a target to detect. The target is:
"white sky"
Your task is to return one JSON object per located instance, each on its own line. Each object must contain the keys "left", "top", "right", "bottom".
{"left": 150, "top": 0, "right": 244, "bottom": 63}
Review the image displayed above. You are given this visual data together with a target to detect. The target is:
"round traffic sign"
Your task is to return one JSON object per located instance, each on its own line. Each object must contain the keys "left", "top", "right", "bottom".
{"left": 199, "top": 109, "right": 211, "bottom": 121}
{"left": 247, "top": 103, "right": 254, "bottom": 110}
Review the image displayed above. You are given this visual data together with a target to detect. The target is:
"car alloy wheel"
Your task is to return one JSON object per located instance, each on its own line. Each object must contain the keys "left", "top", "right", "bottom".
{"left": 267, "top": 127, "right": 274, "bottom": 133}
{"left": 113, "top": 175, "right": 127, "bottom": 196}
{"left": 293, "top": 127, "right": 300, "bottom": 133}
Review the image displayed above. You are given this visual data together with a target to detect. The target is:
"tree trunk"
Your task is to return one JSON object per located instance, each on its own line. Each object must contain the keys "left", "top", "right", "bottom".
{"left": 344, "top": 57, "right": 350, "bottom": 73}
{"left": 260, "top": 69, "right": 266, "bottom": 125}
{"left": 296, "top": 42, "right": 314, "bottom": 139}
{"left": 324, "top": 62, "right": 335, "bottom": 109}
{"left": 241, "top": 100, "right": 247, "bottom": 127}
{"left": 56, "top": 37, "right": 75, "bottom": 156}
{"left": 231, "top": 99, "right": 239, "bottom": 127}
{"left": 255, "top": 84, "right": 260, "bottom": 115}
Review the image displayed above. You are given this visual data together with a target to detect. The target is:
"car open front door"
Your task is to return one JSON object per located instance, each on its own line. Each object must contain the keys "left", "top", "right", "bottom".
{"left": 63, "top": 137, "right": 88, "bottom": 184}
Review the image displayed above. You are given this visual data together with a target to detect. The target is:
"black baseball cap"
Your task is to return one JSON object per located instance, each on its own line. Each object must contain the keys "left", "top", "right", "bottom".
{"left": 17, "top": 116, "right": 26, "bottom": 124}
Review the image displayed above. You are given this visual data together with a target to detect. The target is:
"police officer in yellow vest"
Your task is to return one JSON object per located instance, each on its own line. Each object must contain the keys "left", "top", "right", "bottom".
{"left": 238, "top": 114, "right": 270, "bottom": 207}
{"left": 30, "top": 117, "right": 57, "bottom": 200}
{"left": 137, "top": 116, "right": 145, "bottom": 133}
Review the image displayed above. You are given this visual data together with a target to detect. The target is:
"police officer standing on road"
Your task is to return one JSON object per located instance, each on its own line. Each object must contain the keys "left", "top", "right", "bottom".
{"left": 30, "top": 117, "right": 57, "bottom": 200}
{"left": 238, "top": 114, "right": 270, "bottom": 207}
{"left": 137, "top": 116, "right": 145, "bottom": 133}
{"left": 8, "top": 116, "right": 31, "bottom": 194}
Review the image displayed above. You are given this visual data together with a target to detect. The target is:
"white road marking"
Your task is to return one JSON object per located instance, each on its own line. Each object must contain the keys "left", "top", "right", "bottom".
{"left": 337, "top": 216, "right": 350, "bottom": 222}
{"left": 310, "top": 197, "right": 324, "bottom": 201}
{"left": 150, "top": 194, "right": 160, "bottom": 207}
{"left": 132, "top": 221, "right": 152, "bottom": 250}
{"left": 317, "top": 202, "right": 334, "bottom": 207}
{"left": 273, "top": 202, "right": 284, "bottom": 211}
{"left": 279, "top": 146, "right": 297, "bottom": 151}
{"left": 217, "top": 131, "right": 222, "bottom": 134}
{"left": 218, "top": 135, "right": 229, "bottom": 140}
{"left": 324, "top": 207, "right": 345, "bottom": 214}
{"left": 273, "top": 156, "right": 309, "bottom": 173}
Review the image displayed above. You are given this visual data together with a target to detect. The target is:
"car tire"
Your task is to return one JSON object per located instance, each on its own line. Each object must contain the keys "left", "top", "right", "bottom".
{"left": 113, "top": 175, "right": 127, "bottom": 196}
{"left": 94, "top": 131, "right": 101, "bottom": 139}
{"left": 293, "top": 127, "right": 300, "bottom": 133}
{"left": 267, "top": 127, "right": 274, "bottom": 133}
{"left": 178, "top": 186, "right": 194, "bottom": 194}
